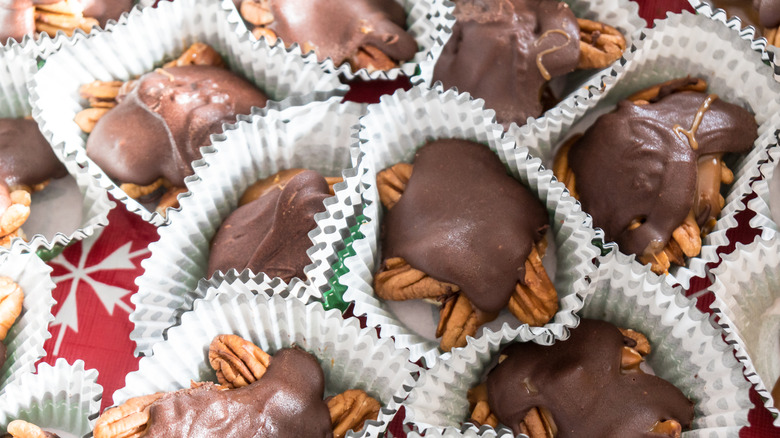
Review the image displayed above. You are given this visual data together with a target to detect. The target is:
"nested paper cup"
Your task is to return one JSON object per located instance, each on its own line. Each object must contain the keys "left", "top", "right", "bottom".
{"left": 0, "top": 248, "right": 55, "bottom": 394}
{"left": 396, "top": 250, "right": 752, "bottom": 437}
{"left": 512, "top": 11, "right": 780, "bottom": 290}
{"left": 116, "top": 287, "right": 420, "bottom": 438}
{"left": 224, "top": 0, "right": 456, "bottom": 81}
{"left": 413, "top": 0, "right": 645, "bottom": 132}
{"left": 0, "top": 359, "right": 102, "bottom": 438}
{"left": 708, "top": 234, "right": 780, "bottom": 425}
{"left": 340, "top": 85, "right": 602, "bottom": 367}
{"left": 0, "top": 36, "right": 114, "bottom": 259}
{"left": 29, "top": 0, "right": 348, "bottom": 227}
{"left": 130, "top": 97, "right": 366, "bottom": 356}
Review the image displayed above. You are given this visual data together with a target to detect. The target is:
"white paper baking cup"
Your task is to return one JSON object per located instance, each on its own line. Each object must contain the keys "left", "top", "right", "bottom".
{"left": 129, "top": 97, "right": 366, "bottom": 356}
{"left": 396, "top": 250, "right": 752, "bottom": 437}
{"left": 0, "top": 36, "right": 114, "bottom": 259}
{"left": 0, "top": 359, "right": 102, "bottom": 438}
{"left": 413, "top": 0, "right": 645, "bottom": 132}
{"left": 708, "top": 234, "right": 780, "bottom": 425}
{"left": 28, "top": 0, "right": 348, "bottom": 227}
{"left": 339, "top": 85, "right": 601, "bottom": 367}
{"left": 512, "top": 11, "right": 780, "bottom": 290}
{"left": 224, "top": 0, "right": 456, "bottom": 82}
{"left": 0, "top": 248, "right": 55, "bottom": 394}
{"left": 117, "top": 287, "right": 420, "bottom": 438}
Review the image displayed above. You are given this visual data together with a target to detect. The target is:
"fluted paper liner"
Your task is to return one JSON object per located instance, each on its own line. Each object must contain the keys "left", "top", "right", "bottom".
{"left": 339, "top": 85, "right": 601, "bottom": 367}
{"left": 0, "top": 35, "right": 113, "bottom": 258}
{"left": 130, "top": 97, "right": 366, "bottom": 356}
{"left": 396, "top": 251, "right": 751, "bottom": 437}
{"left": 0, "top": 359, "right": 102, "bottom": 438}
{"left": 29, "top": 0, "right": 347, "bottom": 227}
{"left": 117, "top": 288, "right": 419, "bottom": 438}
{"left": 0, "top": 249, "right": 55, "bottom": 393}
{"left": 708, "top": 234, "right": 780, "bottom": 425}
{"left": 512, "top": 11, "right": 780, "bottom": 290}
{"left": 224, "top": 0, "right": 456, "bottom": 81}
{"left": 413, "top": 0, "right": 645, "bottom": 133}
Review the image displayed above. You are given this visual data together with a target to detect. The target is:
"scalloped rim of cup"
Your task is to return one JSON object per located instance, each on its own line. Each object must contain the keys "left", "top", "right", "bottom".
{"left": 708, "top": 234, "right": 780, "bottom": 426}
{"left": 118, "top": 289, "right": 421, "bottom": 438}
{"left": 27, "top": 0, "right": 348, "bottom": 227}
{"left": 129, "top": 97, "right": 367, "bottom": 357}
{"left": 0, "top": 359, "right": 102, "bottom": 438}
{"left": 222, "top": 0, "right": 457, "bottom": 81}
{"left": 339, "top": 85, "right": 601, "bottom": 367}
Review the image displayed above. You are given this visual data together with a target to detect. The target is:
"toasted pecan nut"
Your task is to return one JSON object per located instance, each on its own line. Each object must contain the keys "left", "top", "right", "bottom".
{"left": 576, "top": 18, "right": 626, "bottom": 70}
{"left": 155, "top": 187, "right": 188, "bottom": 217}
{"left": 649, "top": 419, "right": 683, "bottom": 438}
{"left": 507, "top": 243, "right": 558, "bottom": 327}
{"left": 163, "top": 42, "right": 225, "bottom": 68}
{"left": 209, "top": 334, "right": 271, "bottom": 388}
{"left": 328, "top": 389, "right": 381, "bottom": 438}
{"left": 74, "top": 107, "right": 111, "bottom": 133}
{"left": 35, "top": 0, "right": 83, "bottom": 15}
{"left": 0, "top": 228, "right": 25, "bottom": 248}
{"left": 349, "top": 45, "right": 398, "bottom": 73}
{"left": 6, "top": 419, "right": 48, "bottom": 438}
{"left": 671, "top": 211, "right": 701, "bottom": 259}
{"left": 519, "top": 407, "right": 557, "bottom": 438}
{"left": 627, "top": 77, "right": 708, "bottom": 103}
{"left": 436, "top": 293, "right": 495, "bottom": 352}
{"left": 0, "top": 200, "right": 30, "bottom": 239}
{"left": 374, "top": 257, "right": 459, "bottom": 301}
{"left": 467, "top": 384, "right": 499, "bottom": 428}
{"left": 240, "top": 0, "right": 274, "bottom": 26}
{"left": 376, "top": 163, "right": 413, "bottom": 209}
{"left": 35, "top": 6, "right": 98, "bottom": 36}
{"left": 252, "top": 27, "right": 278, "bottom": 44}
{"left": 325, "top": 176, "right": 343, "bottom": 195}
{"left": 0, "top": 277, "right": 24, "bottom": 341}
{"left": 552, "top": 135, "right": 580, "bottom": 200}
{"left": 93, "top": 392, "right": 164, "bottom": 438}
{"left": 119, "top": 178, "right": 167, "bottom": 200}
{"left": 79, "top": 80, "right": 123, "bottom": 101}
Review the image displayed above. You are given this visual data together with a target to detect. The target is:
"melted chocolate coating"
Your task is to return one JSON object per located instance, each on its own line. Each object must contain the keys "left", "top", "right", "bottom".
{"left": 143, "top": 348, "right": 333, "bottom": 438}
{"left": 568, "top": 91, "right": 757, "bottom": 257}
{"left": 0, "top": 118, "right": 67, "bottom": 195}
{"left": 487, "top": 319, "right": 694, "bottom": 437}
{"left": 86, "top": 65, "right": 268, "bottom": 187}
{"left": 433, "top": 0, "right": 579, "bottom": 127}
{"left": 266, "top": 0, "right": 417, "bottom": 65}
{"left": 208, "top": 170, "right": 329, "bottom": 281}
{"left": 81, "top": 0, "right": 134, "bottom": 26}
{"left": 754, "top": 0, "right": 780, "bottom": 28}
{"left": 382, "top": 139, "right": 548, "bottom": 314}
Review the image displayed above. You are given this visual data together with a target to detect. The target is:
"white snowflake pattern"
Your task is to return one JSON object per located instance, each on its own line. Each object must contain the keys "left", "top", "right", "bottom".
{"left": 49, "top": 228, "right": 150, "bottom": 355}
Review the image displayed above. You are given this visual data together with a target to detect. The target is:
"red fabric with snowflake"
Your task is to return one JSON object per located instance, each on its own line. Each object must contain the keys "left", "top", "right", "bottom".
{"left": 37, "top": 1, "right": 780, "bottom": 436}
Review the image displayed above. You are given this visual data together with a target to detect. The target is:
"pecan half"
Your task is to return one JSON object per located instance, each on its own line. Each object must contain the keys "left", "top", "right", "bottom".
{"left": 467, "top": 384, "right": 498, "bottom": 428}
{"left": 376, "top": 163, "right": 413, "bottom": 210}
{"left": 507, "top": 242, "right": 558, "bottom": 327}
{"left": 577, "top": 18, "right": 626, "bottom": 70}
{"left": 766, "top": 26, "right": 780, "bottom": 47}
{"left": 240, "top": 0, "right": 274, "bottom": 26}
{"left": 469, "top": 383, "right": 555, "bottom": 438}
{"left": 35, "top": 1, "right": 99, "bottom": 37}
{"left": 155, "top": 187, "right": 188, "bottom": 217}
{"left": 93, "top": 393, "right": 164, "bottom": 438}
{"left": 328, "top": 389, "right": 381, "bottom": 438}
{"left": 0, "top": 189, "right": 31, "bottom": 240}
{"left": 374, "top": 257, "right": 460, "bottom": 301}
{"left": 163, "top": 42, "right": 225, "bottom": 68}
{"left": 74, "top": 107, "right": 111, "bottom": 133}
{"left": 349, "top": 45, "right": 398, "bottom": 73}
{"left": 436, "top": 293, "right": 496, "bottom": 352}
{"left": 119, "top": 178, "right": 167, "bottom": 200}
{"left": 5, "top": 419, "right": 54, "bottom": 438}
{"left": 0, "top": 277, "right": 24, "bottom": 341}
{"left": 209, "top": 334, "right": 271, "bottom": 389}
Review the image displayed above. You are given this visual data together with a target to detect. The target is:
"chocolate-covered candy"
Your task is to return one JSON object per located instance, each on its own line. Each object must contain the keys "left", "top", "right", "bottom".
{"left": 568, "top": 91, "right": 757, "bottom": 258}
{"left": 755, "top": 0, "right": 780, "bottom": 28}
{"left": 0, "top": 118, "right": 67, "bottom": 194}
{"left": 86, "top": 65, "right": 268, "bottom": 187}
{"left": 0, "top": 0, "right": 59, "bottom": 44}
{"left": 208, "top": 169, "right": 330, "bottom": 281}
{"left": 382, "top": 139, "right": 548, "bottom": 315}
{"left": 486, "top": 319, "right": 694, "bottom": 437}
{"left": 433, "top": 0, "right": 579, "bottom": 127}
{"left": 81, "top": 0, "right": 134, "bottom": 26}
{"left": 140, "top": 348, "right": 333, "bottom": 438}
{"left": 262, "top": 0, "right": 417, "bottom": 66}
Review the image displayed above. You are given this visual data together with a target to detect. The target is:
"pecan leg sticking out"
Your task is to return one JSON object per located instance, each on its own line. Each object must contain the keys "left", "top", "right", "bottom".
{"left": 576, "top": 18, "right": 626, "bottom": 70}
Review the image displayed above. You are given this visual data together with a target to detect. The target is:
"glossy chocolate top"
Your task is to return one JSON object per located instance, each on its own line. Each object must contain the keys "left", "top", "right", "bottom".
{"left": 754, "top": 0, "right": 780, "bottom": 28}
{"left": 86, "top": 65, "right": 268, "bottom": 187}
{"left": 487, "top": 319, "right": 694, "bottom": 437}
{"left": 81, "top": 0, "right": 134, "bottom": 26}
{"left": 568, "top": 91, "right": 757, "bottom": 257}
{"left": 433, "top": 0, "right": 579, "bottom": 127}
{"left": 0, "top": 118, "right": 67, "bottom": 192}
{"left": 266, "top": 0, "right": 417, "bottom": 65}
{"left": 208, "top": 170, "right": 329, "bottom": 281}
{"left": 143, "top": 348, "right": 333, "bottom": 438}
{"left": 382, "top": 139, "right": 548, "bottom": 314}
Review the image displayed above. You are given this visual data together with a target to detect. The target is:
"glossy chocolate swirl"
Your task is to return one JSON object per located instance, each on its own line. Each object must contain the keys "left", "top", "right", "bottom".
{"left": 143, "top": 348, "right": 333, "bottom": 438}
{"left": 487, "top": 319, "right": 694, "bottom": 437}
{"left": 433, "top": 0, "right": 579, "bottom": 127}
{"left": 382, "top": 139, "right": 549, "bottom": 314}
{"left": 208, "top": 170, "right": 329, "bottom": 280}
{"left": 0, "top": 118, "right": 67, "bottom": 204}
{"left": 266, "top": 0, "right": 418, "bottom": 65}
{"left": 86, "top": 65, "right": 268, "bottom": 187}
{"left": 568, "top": 91, "right": 757, "bottom": 257}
